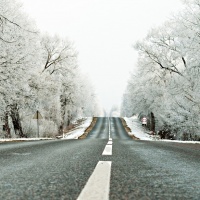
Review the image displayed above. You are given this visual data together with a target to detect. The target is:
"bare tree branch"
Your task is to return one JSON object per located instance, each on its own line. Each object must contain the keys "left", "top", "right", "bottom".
{"left": 0, "top": 14, "right": 38, "bottom": 34}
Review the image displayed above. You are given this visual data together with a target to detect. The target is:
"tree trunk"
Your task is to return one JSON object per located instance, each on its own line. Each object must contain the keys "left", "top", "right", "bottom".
{"left": 150, "top": 112, "right": 155, "bottom": 133}
{"left": 58, "top": 123, "right": 63, "bottom": 135}
{"left": 67, "top": 110, "right": 72, "bottom": 127}
{"left": 59, "top": 95, "right": 66, "bottom": 135}
{"left": 4, "top": 111, "right": 11, "bottom": 138}
{"left": 10, "top": 104, "right": 25, "bottom": 138}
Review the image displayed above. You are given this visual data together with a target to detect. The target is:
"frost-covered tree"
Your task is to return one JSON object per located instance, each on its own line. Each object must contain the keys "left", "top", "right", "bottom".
{"left": 0, "top": 0, "right": 101, "bottom": 138}
{"left": 0, "top": 0, "right": 39, "bottom": 137}
{"left": 122, "top": 0, "right": 200, "bottom": 140}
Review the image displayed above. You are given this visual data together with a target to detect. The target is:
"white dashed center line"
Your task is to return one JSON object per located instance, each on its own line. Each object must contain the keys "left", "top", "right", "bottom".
{"left": 102, "top": 139, "right": 113, "bottom": 155}
{"left": 77, "top": 161, "right": 112, "bottom": 200}
{"left": 102, "top": 144, "right": 112, "bottom": 155}
{"left": 108, "top": 117, "right": 111, "bottom": 139}
{"left": 77, "top": 118, "right": 113, "bottom": 200}
{"left": 107, "top": 140, "right": 112, "bottom": 145}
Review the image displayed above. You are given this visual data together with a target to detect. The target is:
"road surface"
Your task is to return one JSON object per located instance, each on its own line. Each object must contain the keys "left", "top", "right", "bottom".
{"left": 0, "top": 117, "right": 199, "bottom": 199}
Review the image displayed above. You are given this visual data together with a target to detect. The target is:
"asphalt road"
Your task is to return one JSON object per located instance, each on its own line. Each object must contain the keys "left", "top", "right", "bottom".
{"left": 0, "top": 117, "right": 200, "bottom": 200}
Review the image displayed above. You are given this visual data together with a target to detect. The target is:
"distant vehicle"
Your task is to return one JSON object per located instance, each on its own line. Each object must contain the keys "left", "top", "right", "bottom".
{"left": 141, "top": 117, "right": 147, "bottom": 126}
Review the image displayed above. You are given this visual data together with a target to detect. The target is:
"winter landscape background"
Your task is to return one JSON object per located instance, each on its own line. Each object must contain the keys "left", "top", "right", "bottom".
{"left": 1, "top": 0, "right": 200, "bottom": 141}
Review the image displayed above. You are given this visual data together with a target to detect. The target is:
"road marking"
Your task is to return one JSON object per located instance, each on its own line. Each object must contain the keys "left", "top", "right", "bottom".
{"left": 102, "top": 144, "right": 112, "bottom": 155}
{"left": 108, "top": 117, "right": 111, "bottom": 139}
{"left": 77, "top": 161, "right": 112, "bottom": 200}
{"left": 107, "top": 141, "right": 112, "bottom": 145}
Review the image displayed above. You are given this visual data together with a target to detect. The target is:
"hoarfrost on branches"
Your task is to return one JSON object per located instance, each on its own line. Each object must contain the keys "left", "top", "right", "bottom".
{"left": 121, "top": 0, "right": 200, "bottom": 140}
{"left": 0, "top": 0, "right": 101, "bottom": 138}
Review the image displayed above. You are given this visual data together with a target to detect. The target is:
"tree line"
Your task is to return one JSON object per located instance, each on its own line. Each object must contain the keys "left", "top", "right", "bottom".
{"left": 0, "top": 0, "right": 101, "bottom": 138}
{"left": 121, "top": 0, "right": 200, "bottom": 140}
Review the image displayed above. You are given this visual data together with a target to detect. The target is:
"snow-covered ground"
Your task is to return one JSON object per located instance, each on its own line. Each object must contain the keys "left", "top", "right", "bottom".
{"left": 0, "top": 138, "right": 53, "bottom": 142}
{"left": 124, "top": 116, "right": 153, "bottom": 141}
{"left": 0, "top": 118, "right": 93, "bottom": 142}
{"left": 63, "top": 117, "right": 92, "bottom": 139}
{"left": 124, "top": 116, "right": 200, "bottom": 144}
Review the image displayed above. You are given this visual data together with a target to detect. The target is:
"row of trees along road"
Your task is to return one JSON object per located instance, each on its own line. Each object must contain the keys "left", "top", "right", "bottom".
{"left": 121, "top": 0, "right": 200, "bottom": 141}
{"left": 0, "top": 0, "right": 102, "bottom": 138}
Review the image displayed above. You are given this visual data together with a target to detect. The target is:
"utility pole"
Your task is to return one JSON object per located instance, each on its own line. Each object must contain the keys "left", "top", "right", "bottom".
{"left": 33, "top": 110, "right": 43, "bottom": 138}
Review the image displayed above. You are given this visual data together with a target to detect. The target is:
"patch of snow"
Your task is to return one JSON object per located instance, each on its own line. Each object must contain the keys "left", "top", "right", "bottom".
{"left": 124, "top": 116, "right": 200, "bottom": 144}
{"left": 0, "top": 138, "right": 53, "bottom": 142}
{"left": 0, "top": 118, "right": 92, "bottom": 142}
{"left": 160, "top": 139, "right": 200, "bottom": 144}
{"left": 124, "top": 116, "right": 153, "bottom": 141}
{"left": 63, "top": 117, "right": 93, "bottom": 139}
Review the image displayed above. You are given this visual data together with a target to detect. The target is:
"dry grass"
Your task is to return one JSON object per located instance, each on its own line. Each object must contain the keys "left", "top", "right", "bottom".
{"left": 78, "top": 117, "right": 98, "bottom": 139}
{"left": 120, "top": 118, "right": 139, "bottom": 140}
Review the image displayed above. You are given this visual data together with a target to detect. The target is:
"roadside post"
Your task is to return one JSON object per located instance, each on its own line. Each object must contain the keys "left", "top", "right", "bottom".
{"left": 141, "top": 117, "right": 147, "bottom": 126}
{"left": 33, "top": 110, "right": 43, "bottom": 138}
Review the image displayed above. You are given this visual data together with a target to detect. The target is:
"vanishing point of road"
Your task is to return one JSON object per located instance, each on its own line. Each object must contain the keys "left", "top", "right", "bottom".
{"left": 0, "top": 117, "right": 200, "bottom": 199}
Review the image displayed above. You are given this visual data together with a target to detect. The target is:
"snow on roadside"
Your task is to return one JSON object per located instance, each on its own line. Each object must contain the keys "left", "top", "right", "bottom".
{"left": 160, "top": 139, "right": 200, "bottom": 144}
{"left": 0, "top": 138, "right": 53, "bottom": 142}
{"left": 0, "top": 118, "right": 93, "bottom": 142}
{"left": 124, "top": 116, "right": 200, "bottom": 144}
{"left": 124, "top": 116, "right": 153, "bottom": 140}
{"left": 63, "top": 117, "right": 93, "bottom": 139}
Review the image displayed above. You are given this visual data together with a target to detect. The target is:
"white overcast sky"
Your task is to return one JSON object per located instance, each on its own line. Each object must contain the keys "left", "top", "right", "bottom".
{"left": 20, "top": 0, "right": 184, "bottom": 112}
